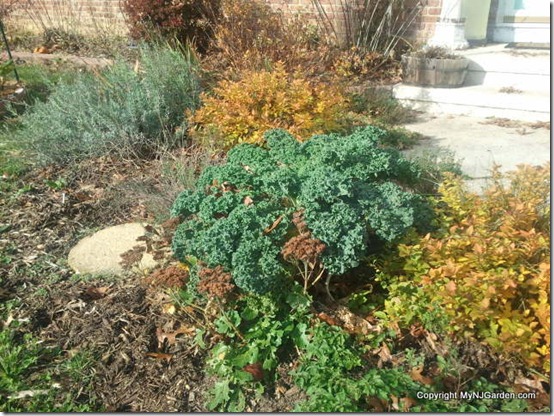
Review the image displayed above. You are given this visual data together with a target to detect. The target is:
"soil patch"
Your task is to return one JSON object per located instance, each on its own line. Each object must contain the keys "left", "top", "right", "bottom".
{"left": 36, "top": 277, "right": 208, "bottom": 411}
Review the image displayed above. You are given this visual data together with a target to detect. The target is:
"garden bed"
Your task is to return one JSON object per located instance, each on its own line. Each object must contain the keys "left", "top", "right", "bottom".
{"left": 1, "top": 130, "right": 549, "bottom": 412}
{"left": 0, "top": 0, "right": 550, "bottom": 409}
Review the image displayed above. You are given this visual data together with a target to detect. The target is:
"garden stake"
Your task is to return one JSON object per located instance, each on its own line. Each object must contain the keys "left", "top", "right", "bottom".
{"left": 0, "top": 18, "right": 19, "bottom": 82}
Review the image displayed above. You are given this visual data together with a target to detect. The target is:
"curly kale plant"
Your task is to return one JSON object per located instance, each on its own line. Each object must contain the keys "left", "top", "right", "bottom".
{"left": 172, "top": 127, "right": 431, "bottom": 294}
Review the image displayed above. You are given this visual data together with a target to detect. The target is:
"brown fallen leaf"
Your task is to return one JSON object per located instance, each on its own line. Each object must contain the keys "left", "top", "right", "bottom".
{"left": 156, "top": 325, "right": 195, "bottom": 349}
{"left": 275, "top": 384, "right": 287, "bottom": 397}
{"left": 33, "top": 46, "right": 50, "bottom": 54}
{"left": 400, "top": 396, "right": 417, "bottom": 411}
{"left": 243, "top": 363, "right": 264, "bottom": 381}
{"left": 422, "top": 331, "right": 448, "bottom": 356}
{"left": 513, "top": 374, "right": 551, "bottom": 409}
{"left": 366, "top": 396, "right": 386, "bottom": 412}
{"left": 317, "top": 312, "right": 340, "bottom": 327}
{"left": 410, "top": 365, "right": 433, "bottom": 385}
{"left": 81, "top": 286, "right": 110, "bottom": 301}
{"left": 2, "top": 313, "right": 14, "bottom": 329}
{"left": 376, "top": 342, "right": 392, "bottom": 368}
{"left": 162, "top": 303, "right": 176, "bottom": 315}
{"left": 363, "top": 314, "right": 378, "bottom": 325}
{"left": 263, "top": 215, "right": 284, "bottom": 234}
{"left": 146, "top": 352, "right": 173, "bottom": 362}
{"left": 444, "top": 280, "right": 457, "bottom": 294}
{"left": 514, "top": 375, "right": 548, "bottom": 392}
{"left": 409, "top": 323, "right": 425, "bottom": 338}
{"left": 243, "top": 196, "right": 254, "bottom": 206}
{"left": 221, "top": 181, "right": 236, "bottom": 192}
{"left": 335, "top": 305, "right": 381, "bottom": 335}
{"left": 391, "top": 394, "right": 400, "bottom": 411}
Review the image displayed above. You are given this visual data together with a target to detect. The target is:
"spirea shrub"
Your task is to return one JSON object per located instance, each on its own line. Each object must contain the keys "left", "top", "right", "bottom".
{"left": 380, "top": 164, "right": 550, "bottom": 373}
{"left": 21, "top": 46, "right": 201, "bottom": 165}
{"left": 171, "top": 127, "right": 431, "bottom": 294}
{"left": 188, "top": 63, "right": 348, "bottom": 149}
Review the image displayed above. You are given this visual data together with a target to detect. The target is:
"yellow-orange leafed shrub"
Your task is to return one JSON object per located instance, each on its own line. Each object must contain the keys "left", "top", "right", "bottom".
{"left": 189, "top": 63, "right": 348, "bottom": 148}
{"left": 383, "top": 164, "right": 550, "bottom": 373}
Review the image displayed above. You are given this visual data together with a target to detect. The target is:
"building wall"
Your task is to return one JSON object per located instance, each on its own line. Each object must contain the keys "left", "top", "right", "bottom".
{"left": 6, "top": 0, "right": 127, "bottom": 36}
{"left": 266, "top": 0, "right": 352, "bottom": 44}
{"left": 6, "top": 0, "right": 438, "bottom": 45}
{"left": 404, "top": 0, "right": 442, "bottom": 46}
{"left": 487, "top": 0, "right": 499, "bottom": 39}
{"left": 267, "top": 0, "right": 441, "bottom": 46}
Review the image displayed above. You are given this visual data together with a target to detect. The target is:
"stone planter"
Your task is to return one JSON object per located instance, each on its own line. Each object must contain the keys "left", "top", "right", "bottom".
{"left": 401, "top": 55, "right": 469, "bottom": 88}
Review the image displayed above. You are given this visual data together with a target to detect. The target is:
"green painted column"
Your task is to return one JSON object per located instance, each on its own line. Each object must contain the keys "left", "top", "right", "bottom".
{"left": 461, "top": 0, "right": 492, "bottom": 45}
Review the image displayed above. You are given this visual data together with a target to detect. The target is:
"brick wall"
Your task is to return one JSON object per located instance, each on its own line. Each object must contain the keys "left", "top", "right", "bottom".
{"left": 6, "top": 0, "right": 128, "bottom": 36}
{"left": 6, "top": 0, "right": 436, "bottom": 45}
{"left": 267, "top": 0, "right": 439, "bottom": 46}
{"left": 404, "top": 0, "right": 442, "bottom": 46}
{"left": 265, "top": 0, "right": 353, "bottom": 44}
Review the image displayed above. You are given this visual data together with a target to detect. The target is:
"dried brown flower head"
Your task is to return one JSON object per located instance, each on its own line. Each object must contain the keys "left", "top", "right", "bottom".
{"left": 282, "top": 232, "right": 326, "bottom": 264}
{"left": 145, "top": 265, "right": 189, "bottom": 289}
{"left": 197, "top": 265, "right": 235, "bottom": 299}
{"left": 292, "top": 209, "right": 308, "bottom": 233}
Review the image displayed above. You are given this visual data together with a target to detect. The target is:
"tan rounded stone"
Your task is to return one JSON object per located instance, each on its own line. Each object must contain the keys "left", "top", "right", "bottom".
{"left": 68, "top": 223, "right": 158, "bottom": 276}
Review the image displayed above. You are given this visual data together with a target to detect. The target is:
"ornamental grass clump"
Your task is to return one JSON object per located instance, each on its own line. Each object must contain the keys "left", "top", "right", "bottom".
{"left": 20, "top": 45, "right": 201, "bottom": 165}
{"left": 171, "top": 127, "right": 431, "bottom": 295}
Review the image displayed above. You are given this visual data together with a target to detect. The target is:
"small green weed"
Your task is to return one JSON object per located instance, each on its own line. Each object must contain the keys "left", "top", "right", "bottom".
{"left": 0, "top": 124, "right": 30, "bottom": 178}
{"left": 0, "top": 323, "right": 101, "bottom": 412}
{"left": 403, "top": 347, "right": 426, "bottom": 368}
{"left": 0, "top": 243, "right": 16, "bottom": 265}
{"left": 292, "top": 322, "right": 422, "bottom": 412}
{"left": 202, "top": 286, "right": 311, "bottom": 411}
{"left": 0, "top": 331, "right": 43, "bottom": 391}
{"left": 43, "top": 177, "right": 67, "bottom": 190}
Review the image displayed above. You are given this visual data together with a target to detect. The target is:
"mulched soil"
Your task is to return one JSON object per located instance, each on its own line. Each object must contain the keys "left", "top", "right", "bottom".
{"left": 0, "top": 158, "right": 209, "bottom": 411}
{"left": 0, "top": 156, "right": 308, "bottom": 411}
{"left": 31, "top": 277, "right": 208, "bottom": 412}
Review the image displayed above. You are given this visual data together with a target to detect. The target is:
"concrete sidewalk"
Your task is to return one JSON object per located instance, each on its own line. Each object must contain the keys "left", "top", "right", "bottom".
{"left": 393, "top": 44, "right": 550, "bottom": 123}
{"left": 401, "top": 113, "right": 551, "bottom": 192}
